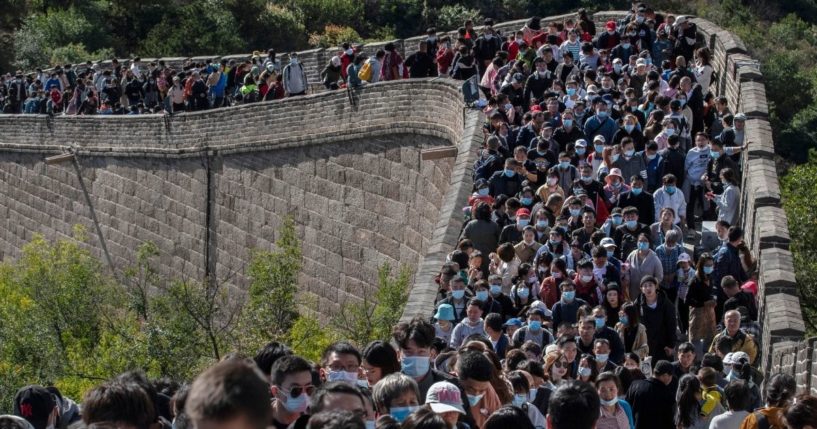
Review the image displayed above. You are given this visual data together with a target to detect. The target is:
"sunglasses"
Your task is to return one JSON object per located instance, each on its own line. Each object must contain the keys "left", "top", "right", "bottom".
{"left": 553, "top": 360, "right": 567, "bottom": 369}
{"left": 280, "top": 385, "right": 315, "bottom": 398}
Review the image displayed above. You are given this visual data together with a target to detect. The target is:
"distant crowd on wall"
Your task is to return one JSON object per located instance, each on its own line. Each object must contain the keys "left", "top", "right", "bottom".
{"left": 3, "top": 3, "right": 815, "bottom": 429}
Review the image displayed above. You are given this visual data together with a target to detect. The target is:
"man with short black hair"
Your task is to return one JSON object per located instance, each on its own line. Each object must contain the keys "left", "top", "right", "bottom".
{"left": 269, "top": 355, "right": 315, "bottom": 429}
{"left": 547, "top": 381, "right": 600, "bottom": 429}
{"left": 391, "top": 317, "right": 474, "bottom": 426}
{"left": 320, "top": 342, "right": 363, "bottom": 385}
{"left": 457, "top": 351, "right": 500, "bottom": 428}
{"left": 708, "top": 380, "right": 751, "bottom": 429}
{"left": 625, "top": 360, "right": 676, "bottom": 429}
{"left": 82, "top": 382, "right": 157, "bottom": 429}
{"left": 185, "top": 360, "right": 271, "bottom": 429}
{"left": 254, "top": 341, "right": 293, "bottom": 381}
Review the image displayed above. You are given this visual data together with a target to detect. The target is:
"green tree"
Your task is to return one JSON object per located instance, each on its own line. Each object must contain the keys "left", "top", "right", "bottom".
{"left": 331, "top": 263, "right": 411, "bottom": 347}
{"left": 275, "top": 0, "right": 364, "bottom": 35}
{"left": 140, "top": 0, "right": 244, "bottom": 57}
{"left": 309, "top": 25, "right": 362, "bottom": 48}
{"left": 240, "top": 217, "right": 302, "bottom": 352}
{"left": 434, "top": 5, "right": 483, "bottom": 32}
{"left": 781, "top": 151, "right": 817, "bottom": 332}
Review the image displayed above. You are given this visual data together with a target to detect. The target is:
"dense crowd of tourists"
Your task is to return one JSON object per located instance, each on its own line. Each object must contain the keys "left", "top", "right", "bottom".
{"left": 1, "top": 3, "right": 808, "bottom": 429}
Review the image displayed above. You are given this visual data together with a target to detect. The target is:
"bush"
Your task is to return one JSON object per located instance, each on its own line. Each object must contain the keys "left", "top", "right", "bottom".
{"left": 781, "top": 152, "right": 817, "bottom": 333}
{"left": 435, "top": 5, "right": 483, "bottom": 32}
{"left": 309, "top": 24, "right": 362, "bottom": 48}
{"left": 276, "top": 0, "right": 364, "bottom": 35}
{"left": 140, "top": 0, "right": 244, "bottom": 57}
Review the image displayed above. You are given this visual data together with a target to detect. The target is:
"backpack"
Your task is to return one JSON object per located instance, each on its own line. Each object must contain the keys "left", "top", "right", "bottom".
{"left": 358, "top": 60, "right": 373, "bottom": 82}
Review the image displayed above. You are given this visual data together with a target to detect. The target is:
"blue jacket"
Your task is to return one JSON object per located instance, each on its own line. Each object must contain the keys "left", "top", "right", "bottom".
{"left": 583, "top": 114, "right": 618, "bottom": 143}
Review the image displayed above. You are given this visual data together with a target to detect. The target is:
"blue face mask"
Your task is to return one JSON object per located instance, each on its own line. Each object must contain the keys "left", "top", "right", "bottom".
{"left": 598, "top": 111, "right": 609, "bottom": 119}
{"left": 529, "top": 320, "right": 542, "bottom": 331}
{"left": 390, "top": 406, "right": 419, "bottom": 423}
{"left": 665, "top": 185, "right": 677, "bottom": 194}
{"left": 521, "top": 197, "right": 533, "bottom": 206}
{"left": 624, "top": 124, "right": 635, "bottom": 133}
{"left": 512, "top": 394, "right": 527, "bottom": 408}
{"left": 570, "top": 208, "right": 581, "bottom": 217}
{"left": 624, "top": 149, "right": 635, "bottom": 157}
{"left": 576, "top": 148, "right": 586, "bottom": 156}
{"left": 478, "top": 187, "right": 489, "bottom": 196}
{"left": 619, "top": 315, "right": 629, "bottom": 325}
{"left": 476, "top": 290, "right": 489, "bottom": 301}
{"left": 467, "top": 393, "right": 484, "bottom": 407}
{"left": 595, "top": 317, "right": 606, "bottom": 329}
{"left": 631, "top": 187, "right": 642, "bottom": 196}
{"left": 401, "top": 356, "right": 430, "bottom": 378}
{"left": 710, "top": 150, "right": 721, "bottom": 159}
{"left": 622, "top": 43, "right": 631, "bottom": 49}
{"left": 614, "top": 64, "right": 622, "bottom": 72}
{"left": 518, "top": 218, "right": 529, "bottom": 227}
{"left": 703, "top": 266, "right": 714, "bottom": 275}
{"left": 559, "top": 161, "right": 570, "bottom": 169}
{"left": 504, "top": 169, "right": 516, "bottom": 177}
{"left": 490, "top": 284, "right": 502, "bottom": 296}
{"left": 607, "top": 250, "right": 615, "bottom": 258}
{"left": 562, "top": 290, "right": 576, "bottom": 302}
{"left": 567, "top": 88, "right": 577, "bottom": 96}
{"left": 596, "top": 353, "right": 609, "bottom": 363}
{"left": 536, "top": 220, "right": 548, "bottom": 228}
{"left": 612, "top": 215, "right": 623, "bottom": 225}
{"left": 665, "top": 128, "right": 675, "bottom": 136}
{"left": 625, "top": 220, "right": 638, "bottom": 229}
{"left": 564, "top": 119, "right": 574, "bottom": 128}
{"left": 595, "top": 144, "right": 605, "bottom": 153}
{"left": 612, "top": 154, "right": 620, "bottom": 163}
{"left": 637, "top": 242, "right": 649, "bottom": 251}
{"left": 452, "top": 289, "right": 465, "bottom": 300}
{"left": 517, "top": 287, "right": 530, "bottom": 299}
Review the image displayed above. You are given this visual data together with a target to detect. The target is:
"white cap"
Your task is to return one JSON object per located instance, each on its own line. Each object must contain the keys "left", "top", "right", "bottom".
{"left": 723, "top": 353, "right": 735, "bottom": 365}
{"left": 677, "top": 253, "right": 691, "bottom": 264}
{"left": 600, "top": 237, "right": 616, "bottom": 248}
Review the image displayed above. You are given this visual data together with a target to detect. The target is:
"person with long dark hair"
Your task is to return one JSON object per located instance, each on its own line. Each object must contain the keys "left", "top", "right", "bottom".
{"left": 675, "top": 374, "right": 706, "bottom": 429}
{"left": 685, "top": 253, "right": 717, "bottom": 353}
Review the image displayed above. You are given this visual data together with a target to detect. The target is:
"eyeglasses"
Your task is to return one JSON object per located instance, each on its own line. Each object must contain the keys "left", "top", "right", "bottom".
{"left": 280, "top": 385, "right": 315, "bottom": 398}
{"left": 553, "top": 361, "right": 566, "bottom": 369}
{"left": 328, "top": 364, "right": 360, "bottom": 373}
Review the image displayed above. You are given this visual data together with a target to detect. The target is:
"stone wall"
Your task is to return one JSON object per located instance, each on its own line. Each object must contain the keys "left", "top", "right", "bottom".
{"left": 0, "top": 79, "right": 483, "bottom": 314}
{"left": 693, "top": 18, "right": 810, "bottom": 389}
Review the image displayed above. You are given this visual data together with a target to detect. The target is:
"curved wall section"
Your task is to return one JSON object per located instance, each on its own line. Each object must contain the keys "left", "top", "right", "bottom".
{"left": 0, "top": 79, "right": 483, "bottom": 313}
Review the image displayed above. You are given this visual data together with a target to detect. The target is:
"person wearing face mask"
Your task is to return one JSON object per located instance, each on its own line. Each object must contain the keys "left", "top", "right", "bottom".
{"left": 433, "top": 304, "right": 457, "bottom": 345}
{"left": 603, "top": 168, "right": 629, "bottom": 207}
{"left": 625, "top": 233, "right": 664, "bottom": 302}
{"left": 613, "top": 205, "right": 651, "bottom": 261}
{"left": 652, "top": 174, "right": 686, "bottom": 228}
{"left": 553, "top": 109, "right": 587, "bottom": 152}
{"left": 471, "top": 280, "right": 502, "bottom": 317}
{"left": 391, "top": 318, "right": 474, "bottom": 423}
{"left": 512, "top": 308, "right": 555, "bottom": 349}
{"left": 596, "top": 21, "right": 621, "bottom": 50}
{"left": 488, "top": 158, "right": 524, "bottom": 198}
{"left": 523, "top": 58, "right": 554, "bottom": 105}
{"left": 474, "top": 25, "right": 502, "bottom": 73}
{"left": 281, "top": 53, "right": 309, "bottom": 97}
{"left": 613, "top": 114, "right": 645, "bottom": 150}
{"left": 611, "top": 35, "right": 637, "bottom": 64}
{"left": 449, "top": 300, "right": 486, "bottom": 349}
{"left": 268, "top": 355, "right": 315, "bottom": 429}
{"left": 640, "top": 141, "right": 663, "bottom": 192}
{"left": 705, "top": 138, "right": 740, "bottom": 198}
{"left": 320, "top": 342, "right": 364, "bottom": 386}
{"left": 499, "top": 207, "right": 530, "bottom": 245}
{"left": 436, "top": 275, "right": 472, "bottom": 324}
{"left": 456, "top": 351, "right": 502, "bottom": 428}
{"left": 551, "top": 282, "right": 588, "bottom": 329}
{"left": 596, "top": 372, "right": 635, "bottom": 429}
{"left": 371, "top": 373, "right": 422, "bottom": 424}
{"left": 505, "top": 371, "right": 547, "bottom": 428}
{"left": 584, "top": 97, "right": 618, "bottom": 144}
{"left": 513, "top": 225, "right": 542, "bottom": 264}
{"left": 612, "top": 138, "right": 647, "bottom": 189}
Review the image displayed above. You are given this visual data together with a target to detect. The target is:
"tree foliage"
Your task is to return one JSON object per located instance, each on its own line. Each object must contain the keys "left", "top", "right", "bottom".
{"left": 331, "top": 263, "right": 411, "bottom": 347}
{"left": 781, "top": 151, "right": 817, "bottom": 332}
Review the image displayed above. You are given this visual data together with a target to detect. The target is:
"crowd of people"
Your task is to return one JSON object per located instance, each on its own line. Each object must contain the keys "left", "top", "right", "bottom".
{"left": 0, "top": 3, "right": 808, "bottom": 429}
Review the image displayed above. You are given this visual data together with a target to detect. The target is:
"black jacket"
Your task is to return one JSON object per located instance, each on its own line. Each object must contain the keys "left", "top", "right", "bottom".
{"left": 636, "top": 290, "right": 678, "bottom": 362}
{"left": 617, "top": 191, "right": 655, "bottom": 226}
{"left": 625, "top": 377, "right": 676, "bottom": 429}
{"left": 658, "top": 146, "right": 686, "bottom": 187}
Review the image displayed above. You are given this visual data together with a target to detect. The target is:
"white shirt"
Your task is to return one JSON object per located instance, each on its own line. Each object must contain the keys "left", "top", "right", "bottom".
{"left": 708, "top": 410, "right": 749, "bottom": 429}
